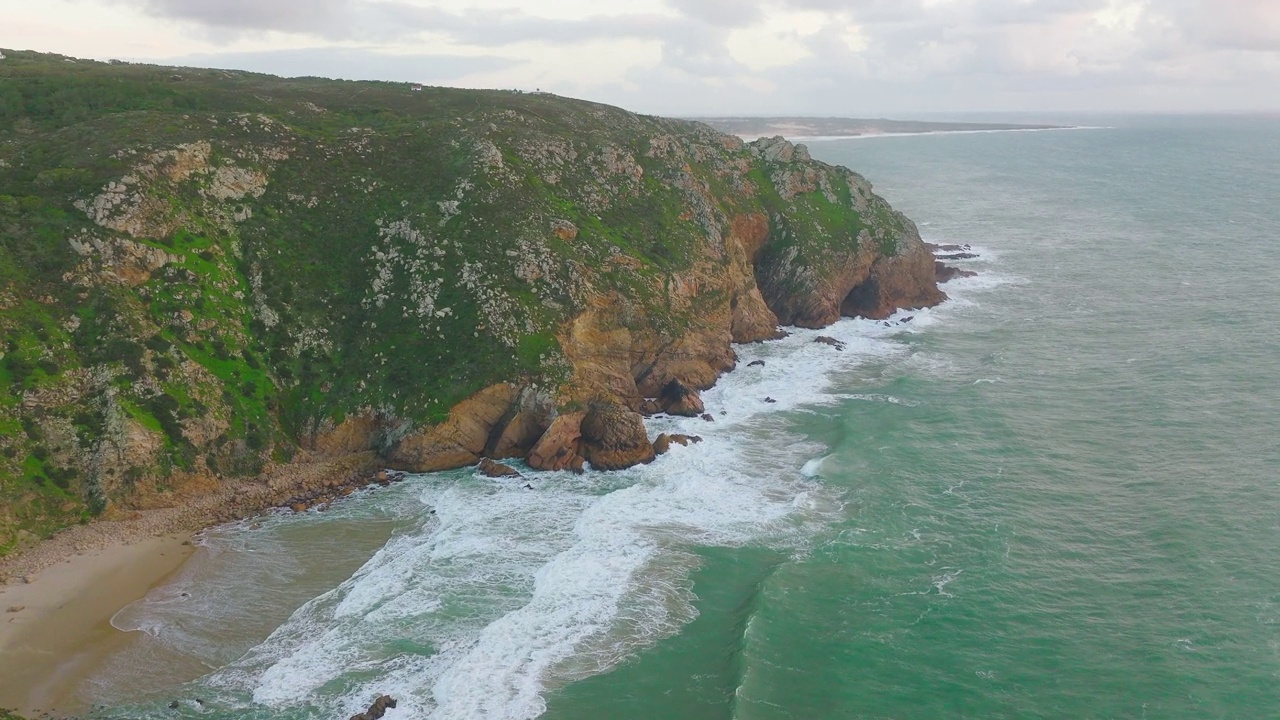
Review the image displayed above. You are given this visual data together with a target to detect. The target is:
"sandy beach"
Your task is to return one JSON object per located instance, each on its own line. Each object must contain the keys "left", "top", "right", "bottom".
{"left": 0, "top": 533, "right": 194, "bottom": 716}
{"left": 0, "top": 453, "right": 380, "bottom": 717}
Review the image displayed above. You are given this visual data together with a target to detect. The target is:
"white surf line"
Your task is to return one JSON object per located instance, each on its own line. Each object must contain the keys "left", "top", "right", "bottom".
{"left": 736, "top": 126, "right": 1111, "bottom": 142}
{"left": 156, "top": 249, "right": 1013, "bottom": 720}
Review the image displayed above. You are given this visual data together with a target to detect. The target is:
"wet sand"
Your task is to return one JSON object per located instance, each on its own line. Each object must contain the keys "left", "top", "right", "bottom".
{"left": 0, "top": 534, "right": 194, "bottom": 717}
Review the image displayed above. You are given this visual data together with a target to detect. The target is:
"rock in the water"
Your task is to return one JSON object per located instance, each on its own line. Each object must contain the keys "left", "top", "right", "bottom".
{"left": 659, "top": 379, "right": 705, "bottom": 417}
{"left": 349, "top": 694, "right": 397, "bottom": 720}
{"left": 764, "top": 397, "right": 777, "bottom": 403}
{"left": 638, "top": 398, "right": 663, "bottom": 416}
{"left": 579, "top": 401, "right": 656, "bottom": 470}
{"left": 747, "top": 360, "right": 766, "bottom": 368}
{"left": 937, "top": 252, "right": 979, "bottom": 260}
{"left": 700, "top": 413, "right": 715, "bottom": 422}
{"left": 653, "top": 433, "right": 671, "bottom": 455}
{"left": 934, "top": 261, "right": 977, "bottom": 284}
{"left": 290, "top": 502, "right": 309, "bottom": 513}
{"left": 477, "top": 457, "right": 522, "bottom": 478}
{"left": 654, "top": 432, "right": 703, "bottom": 455}
{"left": 926, "top": 242, "right": 971, "bottom": 253}
{"left": 814, "top": 336, "right": 846, "bottom": 351}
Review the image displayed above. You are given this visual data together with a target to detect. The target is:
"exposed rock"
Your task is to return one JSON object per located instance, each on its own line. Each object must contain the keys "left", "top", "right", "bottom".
{"left": 387, "top": 384, "right": 520, "bottom": 472}
{"left": 935, "top": 261, "right": 977, "bottom": 283}
{"left": 477, "top": 457, "right": 522, "bottom": 478}
{"left": 638, "top": 398, "right": 663, "bottom": 415}
{"left": 752, "top": 136, "right": 796, "bottom": 163}
{"left": 764, "top": 397, "right": 777, "bottom": 403}
{"left": 653, "top": 433, "right": 671, "bottom": 455}
{"left": 653, "top": 430, "right": 709, "bottom": 455}
{"left": 700, "top": 413, "right": 715, "bottom": 422}
{"left": 747, "top": 360, "right": 766, "bottom": 368}
{"left": 658, "top": 379, "right": 705, "bottom": 417}
{"left": 305, "top": 412, "right": 386, "bottom": 457}
{"left": 937, "top": 252, "right": 979, "bottom": 260}
{"left": 551, "top": 218, "right": 579, "bottom": 241}
{"left": 485, "top": 387, "right": 554, "bottom": 460}
{"left": 350, "top": 694, "right": 397, "bottom": 720}
{"left": 839, "top": 233, "right": 948, "bottom": 320}
{"left": 579, "top": 402, "right": 655, "bottom": 470}
{"left": 926, "top": 242, "right": 972, "bottom": 253}
{"left": 526, "top": 412, "right": 586, "bottom": 473}
{"left": 814, "top": 336, "right": 846, "bottom": 351}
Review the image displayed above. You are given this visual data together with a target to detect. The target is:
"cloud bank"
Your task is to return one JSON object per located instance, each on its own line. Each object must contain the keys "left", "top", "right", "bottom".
{"left": 8, "top": 0, "right": 1280, "bottom": 114}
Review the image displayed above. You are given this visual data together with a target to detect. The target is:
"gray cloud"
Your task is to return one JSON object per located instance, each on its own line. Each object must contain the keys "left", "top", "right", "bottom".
{"left": 157, "top": 47, "right": 517, "bottom": 82}
{"left": 119, "top": 0, "right": 1280, "bottom": 113}
{"left": 129, "top": 0, "right": 362, "bottom": 36}
{"left": 665, "top": 0, "right": 762, "bottom": 28}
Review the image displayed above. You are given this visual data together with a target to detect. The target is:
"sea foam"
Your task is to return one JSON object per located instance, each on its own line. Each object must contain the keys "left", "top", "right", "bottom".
{"left": 106, "top": 235, "right": 1005, "bottom": 719}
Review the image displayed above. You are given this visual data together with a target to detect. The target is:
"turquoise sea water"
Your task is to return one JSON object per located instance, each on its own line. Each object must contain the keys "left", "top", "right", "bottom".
{"left": 87, "top": 116, "right": 1280, "bottom": 719}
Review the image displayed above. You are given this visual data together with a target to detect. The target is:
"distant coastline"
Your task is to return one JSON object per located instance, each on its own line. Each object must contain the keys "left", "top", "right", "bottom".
{"left": 695, "top": 116, "right": 1077, "bottom": 140}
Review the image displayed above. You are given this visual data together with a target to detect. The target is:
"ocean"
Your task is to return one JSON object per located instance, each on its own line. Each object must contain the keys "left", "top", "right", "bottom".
{"left": 85, "top": 115, "right": 1280, "bottom": 719}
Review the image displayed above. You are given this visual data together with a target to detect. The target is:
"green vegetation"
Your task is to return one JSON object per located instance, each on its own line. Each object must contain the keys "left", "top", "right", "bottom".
{"left": 0, "top": 49, "right": 911, "bottom": 552}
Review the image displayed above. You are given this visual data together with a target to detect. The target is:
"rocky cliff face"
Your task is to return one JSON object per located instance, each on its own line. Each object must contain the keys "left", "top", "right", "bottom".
{"left": 0, "top": 51, "right": 943, "bottom": 551}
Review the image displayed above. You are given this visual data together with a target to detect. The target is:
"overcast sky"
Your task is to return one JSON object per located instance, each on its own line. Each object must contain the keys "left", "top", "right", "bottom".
{"left": 4, "top": 0, "right": 1279, "bottom": 116}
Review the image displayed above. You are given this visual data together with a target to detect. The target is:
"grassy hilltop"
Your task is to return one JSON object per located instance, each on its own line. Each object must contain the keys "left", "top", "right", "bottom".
{"left": 0, "top": 50, "right": 941, "bottom": 553}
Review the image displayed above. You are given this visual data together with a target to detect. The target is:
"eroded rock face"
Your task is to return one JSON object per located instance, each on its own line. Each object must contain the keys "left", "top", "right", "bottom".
{"left": 658, "top": 379, "right": 705, "bottom": 417}
{"left": 840, "top": 239, "right": 948, "bottom": 320}
{"left": 386, "top": 384, "right": 520, "bottom": 472}
{"left": 526, "top": 412, "right": 587, "bottom": 473}
{"left": 579, "top": 402, "right": 655, "bottom": 471}
{"left": 485, "top": 387, "right": 555, "bottom": 459}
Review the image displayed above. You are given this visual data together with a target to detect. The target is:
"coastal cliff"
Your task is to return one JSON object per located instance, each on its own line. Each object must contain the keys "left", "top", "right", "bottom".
{"left": 0, "top": 50, "right": 944, "bottom": 554}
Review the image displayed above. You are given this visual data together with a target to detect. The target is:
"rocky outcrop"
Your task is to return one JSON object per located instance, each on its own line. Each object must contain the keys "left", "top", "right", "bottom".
{"left": 653, "top": 433, "right": 702, "bottom": 455}
{"left": 579, "top": 402, "right": 655, "bottom": 471}
{"left": 935, "top": 261, "right": 977, "bottom": 283}
{"left": 350, "top": 695, "right": 397, "bottom": 720}
{"left": 485, "top": 387, "right": 555, "bottom": 460}
{"left": 385, "top": 384, "right": 520, "bottom": 472}
{"left": 477, "top": 458, "right": 522, "bottom": 478}
{"left": 840, "top": 239, "right": 948, "bottom": 319}
{"left": 526, "top": 412, "right": 587, "bottom": 473}
{"left": 658, "top": 379, "right": 705, "bottom": 417}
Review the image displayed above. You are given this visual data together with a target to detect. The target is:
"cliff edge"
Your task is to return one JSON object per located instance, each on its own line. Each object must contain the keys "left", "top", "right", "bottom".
{"left": 0, "top": 50, "right": 943, "bottom": 553}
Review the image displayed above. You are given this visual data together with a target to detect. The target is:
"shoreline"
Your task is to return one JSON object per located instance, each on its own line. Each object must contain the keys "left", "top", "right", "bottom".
{"left": 0, "top": 452, "right": 379, "bottom": 718}
{"left": 0, "top": 534, "right": 194, "bottom": 717}
{"left": 0, "top": 239, "right": 981, "bottom": 716}
{"left": 733, "top": 126, "right": 1103, "bottom": 142}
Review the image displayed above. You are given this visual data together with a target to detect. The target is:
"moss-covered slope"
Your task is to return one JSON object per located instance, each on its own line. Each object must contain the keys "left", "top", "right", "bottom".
{"left": 0, "top": 50, "right": 943, "bottom": 553}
